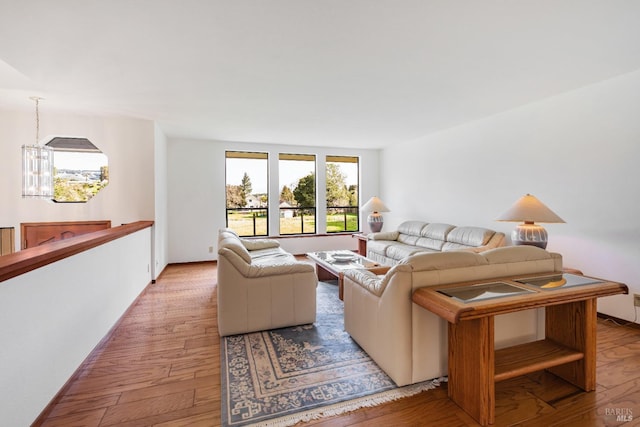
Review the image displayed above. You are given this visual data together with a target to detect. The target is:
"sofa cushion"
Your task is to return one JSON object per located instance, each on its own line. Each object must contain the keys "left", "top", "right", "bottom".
{"left": 415, "top": 236, "right": 444, "bottom": 251}
{"left": 366, "top": 240, "right": 390, "bottom": 257}
{"left": 442, "top": 226, "right": 495, "bottom": 251}
{"left": 420, "top": 223, "right": 455, "bottom": 240}
{"left": 251, "top": 251, "right": 296, "bottom": 266}
{"left": 397, "top": 233, "right": 420, "bottom": 246}
{"left": 398, "top": 221, "right": 428, "bottom": 236}
{"left": 241, "top": 238, "right": 280, "bottom": 251}
{"left": 386, "top": 243, "right": 429, "bottom": 260}
{"left": 414, "top": 223, "right": 455, "bottom": 251}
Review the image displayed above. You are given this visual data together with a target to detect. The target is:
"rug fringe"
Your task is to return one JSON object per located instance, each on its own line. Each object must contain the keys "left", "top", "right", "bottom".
{"left": 248, "top": 377, "right": 447, "bottom": 427}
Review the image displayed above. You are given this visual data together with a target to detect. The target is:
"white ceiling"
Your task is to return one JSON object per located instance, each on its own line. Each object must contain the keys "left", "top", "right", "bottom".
{"left": 1, "top": 1, "right": 639, "bottom": 149}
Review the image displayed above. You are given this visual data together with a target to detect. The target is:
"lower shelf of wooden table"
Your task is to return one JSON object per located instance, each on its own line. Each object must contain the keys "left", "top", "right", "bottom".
{"left": 495, "top": 339, "right": 584, "bottom": 382}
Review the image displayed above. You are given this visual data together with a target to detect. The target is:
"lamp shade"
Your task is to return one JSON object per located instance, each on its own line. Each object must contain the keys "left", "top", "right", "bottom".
{"left": 361, "top": 196, "right": 390, "bottom": 213}
{"left": 22, "top": 144, "right": 54, "bottom": 199}
{"left": 21, "top": 96, "right": 54, "bottom": 199}
{"left": 496, "top": 194, "right": 564, "bottom": 224}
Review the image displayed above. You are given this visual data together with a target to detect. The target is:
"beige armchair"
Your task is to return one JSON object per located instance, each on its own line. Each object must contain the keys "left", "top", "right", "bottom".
{"left": 217, "top": 229, "right": 318, "bottom": 336}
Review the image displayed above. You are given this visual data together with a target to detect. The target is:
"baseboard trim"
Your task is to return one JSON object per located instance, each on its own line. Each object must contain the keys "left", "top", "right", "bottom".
{"left": 597, "top": 312, "right": 640, "bottom": 329}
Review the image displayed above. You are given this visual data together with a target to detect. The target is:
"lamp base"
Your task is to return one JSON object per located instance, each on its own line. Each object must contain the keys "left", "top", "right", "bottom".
{"left": 367, "top": 212, "right": 384, "bottom": 232}
{"left": 511, "top": 223, "right": 548, "bottom": 249}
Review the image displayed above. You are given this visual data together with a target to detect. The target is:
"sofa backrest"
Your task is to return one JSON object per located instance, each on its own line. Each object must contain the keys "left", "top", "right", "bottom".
{"left": 415, "top": 223, "right": 456, "bottom": 251}
{"left": 396, "top": 221, "right": 427, "bottom": 246}
{"left": 442, "top": 226, "right": 503, "bottom": 251}
{"left": 395, "top": 220, "right": 504, "bottom": 251}
{"left": 380, "top": 246, "right": 562, "bottom": 294}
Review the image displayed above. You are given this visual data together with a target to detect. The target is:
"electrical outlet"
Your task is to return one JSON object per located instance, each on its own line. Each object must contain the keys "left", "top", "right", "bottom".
{"left": 634, "top": 294, "right": 640, "bottom": 307}
{"left": 208, "top": 246, "right": 214, "bottom": 253}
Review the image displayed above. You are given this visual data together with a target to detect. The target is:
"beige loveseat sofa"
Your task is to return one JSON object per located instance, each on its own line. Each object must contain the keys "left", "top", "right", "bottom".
{"left": 367, "top": 220, "right": 505, "bottom": 265}
{"left": 217, "top": 229, "right": 318, "bottom": 336}
{"left": 342, "top": 246, "right": 562, "bottom": 386}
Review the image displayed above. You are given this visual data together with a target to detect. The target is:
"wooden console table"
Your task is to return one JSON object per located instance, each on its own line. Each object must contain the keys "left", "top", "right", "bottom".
{"left": 412, "top": 273, "right": 627, "bottom": 426}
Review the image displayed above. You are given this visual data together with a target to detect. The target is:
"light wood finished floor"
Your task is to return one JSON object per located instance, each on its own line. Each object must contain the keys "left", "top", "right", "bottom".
{"left": 35, "top": 262, "right": 640, "bottom": 426}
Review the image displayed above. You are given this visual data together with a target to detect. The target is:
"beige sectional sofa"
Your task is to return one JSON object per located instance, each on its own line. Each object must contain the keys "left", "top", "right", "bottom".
{"left": 342, "top": 246, "right": 562, "bottom": 386}
{"left": 217, "top": 228, "right": 318, "bottom": 336}
{"left": 367, "top": 220, "right": 505, "bottom": 265}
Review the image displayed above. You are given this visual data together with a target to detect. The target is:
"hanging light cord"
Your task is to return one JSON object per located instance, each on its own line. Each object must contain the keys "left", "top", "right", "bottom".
{"left": 35, "top": 97, "right": 39, "bottom": 144}
{"left": 30, "top": 96, "right": 42, "bottom": 145}
{"left": 35, "top": 97, "right": 40, "bottom": 144}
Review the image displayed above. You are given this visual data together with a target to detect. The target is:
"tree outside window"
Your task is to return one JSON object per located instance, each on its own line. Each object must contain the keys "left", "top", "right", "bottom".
{"left": 279, "top": 153, "right": 316, "bottom": 235}
{"left": 225, "top": 151, "right": 268, "bottom": 236}
{"left": 326, "top": 156, "right": 359, "bottom": 232}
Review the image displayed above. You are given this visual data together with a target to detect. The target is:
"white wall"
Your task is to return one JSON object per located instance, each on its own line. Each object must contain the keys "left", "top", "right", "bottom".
{"left": 0, "top": 108, "right": 156, "bottom": 249}
{"left": 0, "top": 227, "right": 152, "bottom": 426}
{"left": 153, "top": 124, "right": 169, "bottom": 279}
{"left": 379, "top": 70, "right": 640, "bottom": 323}
{"left": 167, "top": 139, "right": 380, "bottom": 262}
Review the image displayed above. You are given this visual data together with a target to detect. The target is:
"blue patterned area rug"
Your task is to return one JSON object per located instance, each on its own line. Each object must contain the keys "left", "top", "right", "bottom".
{"left": 220, "top": 281, "right": 444, "bottom": 427}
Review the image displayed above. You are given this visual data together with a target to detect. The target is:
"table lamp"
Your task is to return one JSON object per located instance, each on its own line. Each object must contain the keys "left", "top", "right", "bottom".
{"left": 496, "top": 194, "right": 565, "bottom": 249}
{"left": 361, "top": 196, "right": 390, "bottom": 232}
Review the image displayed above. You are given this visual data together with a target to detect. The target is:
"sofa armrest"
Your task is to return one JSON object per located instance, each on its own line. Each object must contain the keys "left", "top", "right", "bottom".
{"left": 343, "top": 269, "right": 388, "bottom": 296}
{"left": 367, "top": 266, "right": 392, "bottom": 275}
{"left": 369, "top": 230, "right": 400, "bottom": 241}
{"left": 246, "top": 261, "right": 315, "bottom": 278}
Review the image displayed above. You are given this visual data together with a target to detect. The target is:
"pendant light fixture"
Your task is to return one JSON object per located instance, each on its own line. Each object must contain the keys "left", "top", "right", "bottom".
{"left": 22, "top": 96, "right": 54, "bottom": 199}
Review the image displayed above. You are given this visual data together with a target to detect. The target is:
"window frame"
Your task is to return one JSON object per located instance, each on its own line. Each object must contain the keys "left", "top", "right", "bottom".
{"left": 325, "top": 155, "right": 360, "bottom": 233}
{"left": 224, "top": 151, "right": 269, "bottom": 237}
{"left": 224, "top": 150, "right": 363, "bottom": 237}
{"left": 278, "top": 153, "right": 317, "bottom": 236}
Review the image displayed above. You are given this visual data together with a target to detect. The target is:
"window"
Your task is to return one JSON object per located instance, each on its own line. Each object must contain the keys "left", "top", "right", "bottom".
{"left": 326, "top": 156, "right": 359, "bottom": 232}
{"left": 46, "top": 137, "right": 109, "bottom": 203}
{"left": 279, "top": 153, "right": 316, "bottom": 235}
{"left": 225, "top": 151, "right": 268, "bottom": 236}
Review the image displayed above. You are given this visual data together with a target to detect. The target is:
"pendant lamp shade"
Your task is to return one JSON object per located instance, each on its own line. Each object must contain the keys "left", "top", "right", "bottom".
{"left": 22, "top": 144, "right": 54, "bottom": 198}
{"left": 22, "top": 97, "right": 54, "bottom": 199}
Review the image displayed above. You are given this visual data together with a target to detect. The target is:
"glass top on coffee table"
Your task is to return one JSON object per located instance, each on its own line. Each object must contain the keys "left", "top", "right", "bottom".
{"left": 306, "top": 250, "right": 380, "bottom": 272}
{"left": 307, "top": 250, "right": 384, "bottom": 301}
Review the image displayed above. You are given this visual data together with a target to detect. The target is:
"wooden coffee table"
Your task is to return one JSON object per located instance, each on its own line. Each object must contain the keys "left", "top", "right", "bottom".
{"left": 306, "top": 250, "right": 387, "bottom": 300}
